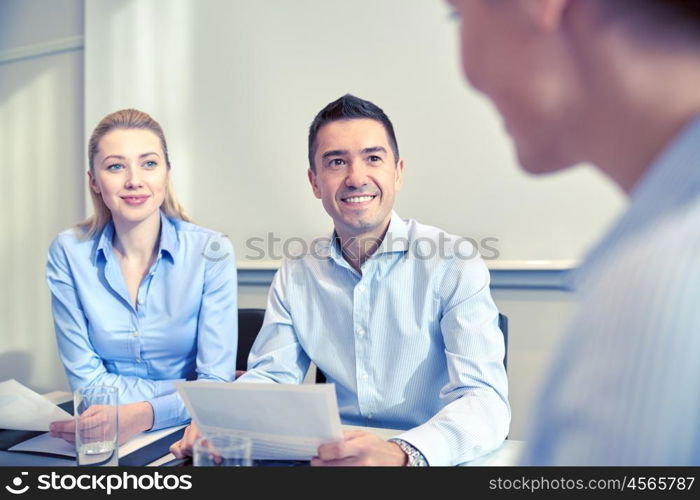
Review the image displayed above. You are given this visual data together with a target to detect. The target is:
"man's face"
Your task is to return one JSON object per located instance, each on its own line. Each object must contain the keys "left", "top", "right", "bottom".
{"left": 447, "top": 0, "right": 583, "bottom": 174}
{"left": 308, "top": 118, "right": 404, "bottom": 239}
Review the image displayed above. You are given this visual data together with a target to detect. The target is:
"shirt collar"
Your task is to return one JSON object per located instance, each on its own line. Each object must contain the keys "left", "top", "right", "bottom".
{"left": 573, "top": 114, "right": 700, "bottom": 288}
{"left": 623, "top": 114, "right": 700, "bottom": 232}
{"left": 158, "top": 212, "right": 178, "bottom": 261}
{"left": 327, "top": 211, "right": 410, "bottom": 265}
{"left": 93, "top": 211, "right": 178, "bottom": 264}
{"left": 93, "top": 219, "right": 115, "bottom": 264}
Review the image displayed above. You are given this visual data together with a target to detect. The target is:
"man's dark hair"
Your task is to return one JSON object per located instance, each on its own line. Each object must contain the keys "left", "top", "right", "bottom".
{"left": 595, "top": 0, "right": 700, "bottom": 39}
{"left": 307, "top": 94, "right": 400, "bottom": 172}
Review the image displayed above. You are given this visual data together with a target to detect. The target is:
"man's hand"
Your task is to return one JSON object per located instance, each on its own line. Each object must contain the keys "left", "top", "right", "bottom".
{"left": 49, "top": 401, "right": 154, "bottom": 445}
{"left": 169, "top": 423, "right": 201, "bottom": 458}
{"left": 311, "top": 430, "right": 408, "bottom": 466}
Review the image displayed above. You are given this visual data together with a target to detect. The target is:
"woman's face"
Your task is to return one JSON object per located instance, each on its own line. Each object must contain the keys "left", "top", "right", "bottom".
{"left": 90, "top": 128, "right": 169, "bottom": 228}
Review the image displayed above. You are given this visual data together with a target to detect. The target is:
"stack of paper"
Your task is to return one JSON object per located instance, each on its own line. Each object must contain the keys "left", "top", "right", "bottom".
{"left": 177, "top": 382, "right": 343, "bottom": 460}
{"left": 8, "top": 424, "right": 187, "bottom": 459}
{"left": 1, "top": 379, "right": 185, "bottom": 459}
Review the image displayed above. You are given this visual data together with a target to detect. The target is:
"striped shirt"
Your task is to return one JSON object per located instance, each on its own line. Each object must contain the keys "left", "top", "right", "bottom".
{"left": 523, "top": 116, "right": 700, "bottom": 465}
{"left": 237, "top": 214, "right": 510, "bottom": 465}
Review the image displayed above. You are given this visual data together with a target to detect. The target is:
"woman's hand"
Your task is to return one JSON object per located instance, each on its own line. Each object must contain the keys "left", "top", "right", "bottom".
{"left": 49, "top": 401, "right": 154, "bottom": 445}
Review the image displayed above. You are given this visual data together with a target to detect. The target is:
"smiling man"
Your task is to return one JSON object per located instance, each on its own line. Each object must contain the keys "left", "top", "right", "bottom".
{"left": 309, "top": 118, "right": 398, "bottom": 272}
{"left": 170, "top": 94, "right": 510, "bottom": 466}
{"left": 446, "top": 0, "right": 700, "bottom": 465}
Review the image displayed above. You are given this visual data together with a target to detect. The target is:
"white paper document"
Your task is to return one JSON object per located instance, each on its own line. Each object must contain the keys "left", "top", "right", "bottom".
{"left": 177, "top": 382, "right": 343, "bottom": 460}
{"left": 0, "top": 379, "right": 72, "bottom": 431}
{"left": 8, "top": 425, "right": 187, "bottom": 459}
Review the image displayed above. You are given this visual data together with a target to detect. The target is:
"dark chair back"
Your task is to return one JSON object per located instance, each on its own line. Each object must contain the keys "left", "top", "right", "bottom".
{"left": 237, "top": 308, "right": 266, "bottom": 371}
{"left": 499, "top": 313, "right": 509, "bottom": 370}
{"left": 315, "top": 313, "right": 509, "bottom": 383}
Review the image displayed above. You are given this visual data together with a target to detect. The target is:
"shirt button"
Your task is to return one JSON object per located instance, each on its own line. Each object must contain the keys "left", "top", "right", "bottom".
{"left": 367, "top": 413, "right": 373, "bottom": 419}
{"left": 136, "top": 358, "right": 142, "bottom": 363}
{"left": 357, "top": 328, "right": 365, "bottom": 337}
{"left": 360, "top": 373, "right": 368, "bottom": 381}
{"left": 357, "top": 284, "right": 365, "bottom": 292}
{"left": 137, "top": 298, "right": 144, "bottom": 306}
{"left": 133, "top": 330, "right": 139, "bottom": 337}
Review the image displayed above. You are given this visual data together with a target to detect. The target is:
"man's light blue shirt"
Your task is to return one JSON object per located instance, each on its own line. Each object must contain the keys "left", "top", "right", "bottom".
{"left": 524, "top": 116, "right": 700, "bottom": 465}
{"left": 46, "top": 212, "right": 238, "bottom": 430}
{"left": 238, "top": 214, "right": 510, "bottom": 465}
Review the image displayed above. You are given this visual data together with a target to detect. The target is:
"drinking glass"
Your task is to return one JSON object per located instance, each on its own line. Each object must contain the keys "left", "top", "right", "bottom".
{"left": 74, "top": 385, "right": 118, "bottom": 466}
{"left": 192, "top": 432, "right": 252, "bottom": 467}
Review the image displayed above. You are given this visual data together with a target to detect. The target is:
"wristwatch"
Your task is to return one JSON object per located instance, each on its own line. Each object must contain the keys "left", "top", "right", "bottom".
{"left": 389, "top": 438, "right": 428, "bottom": 467}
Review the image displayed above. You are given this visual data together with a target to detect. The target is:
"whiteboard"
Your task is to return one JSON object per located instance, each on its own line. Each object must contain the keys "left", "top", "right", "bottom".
{"left": 85, "top": 0, "right": 625, "bottom": 265}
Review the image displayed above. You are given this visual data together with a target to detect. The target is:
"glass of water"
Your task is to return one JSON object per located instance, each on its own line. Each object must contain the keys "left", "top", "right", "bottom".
{"left": 193, "top": 432, "right": 252, "bottom": 466}
{"left": 74, "top": 385, "right": 118, "bottom": 466}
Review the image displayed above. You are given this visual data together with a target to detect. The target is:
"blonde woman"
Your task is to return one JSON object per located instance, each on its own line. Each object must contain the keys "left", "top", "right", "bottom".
{"left": 46, "top": 109, "right": 237, "bottom": 444}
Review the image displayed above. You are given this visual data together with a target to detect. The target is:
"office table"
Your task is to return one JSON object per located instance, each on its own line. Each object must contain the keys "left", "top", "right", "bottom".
{"left": 0, "top": 391, "right": 523, "bottom": 467}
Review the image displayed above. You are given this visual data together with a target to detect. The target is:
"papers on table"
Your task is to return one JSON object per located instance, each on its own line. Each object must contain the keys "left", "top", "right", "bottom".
{"left": 8, "top": 425, "right": 187, "bottom": 458}
{"left": 0, "top": 379, "right": 184, "bottom": 460}
{"left": 0, "top": 379, "right": 72, "bottom": 431}
{"left": 177, "top": 381, "right": 343, "bottom": 460}
{"left": 8, "top": 432, "right": 74, "bottom": 456}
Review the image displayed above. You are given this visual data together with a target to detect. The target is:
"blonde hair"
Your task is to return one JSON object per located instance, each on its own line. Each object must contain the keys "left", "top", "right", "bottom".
{"left": 78, "top": 109, "right": 191, "bottom": 238}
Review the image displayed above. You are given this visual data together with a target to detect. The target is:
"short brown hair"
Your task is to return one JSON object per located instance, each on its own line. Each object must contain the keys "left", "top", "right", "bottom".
{"left": 307, "top": 94, "right": 400, "bottom": 173}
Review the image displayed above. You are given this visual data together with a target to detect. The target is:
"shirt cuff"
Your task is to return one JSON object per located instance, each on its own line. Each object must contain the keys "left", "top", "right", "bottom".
{"left": 147, "top": 392, "right": 190, "bottom": 431}
{"left": 394, "top": 426, "right": 451, "bottom": 466}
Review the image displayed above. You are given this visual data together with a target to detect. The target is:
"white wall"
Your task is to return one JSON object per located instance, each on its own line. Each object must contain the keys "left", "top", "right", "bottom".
{"left": 0, "top": 0, "right": 85, "bottom": 393}
{"left": 84, "top": 0, "right": 625, "bottom": 264}
{"left": 493, "top": 289, "right": 573, "bottom": 439}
